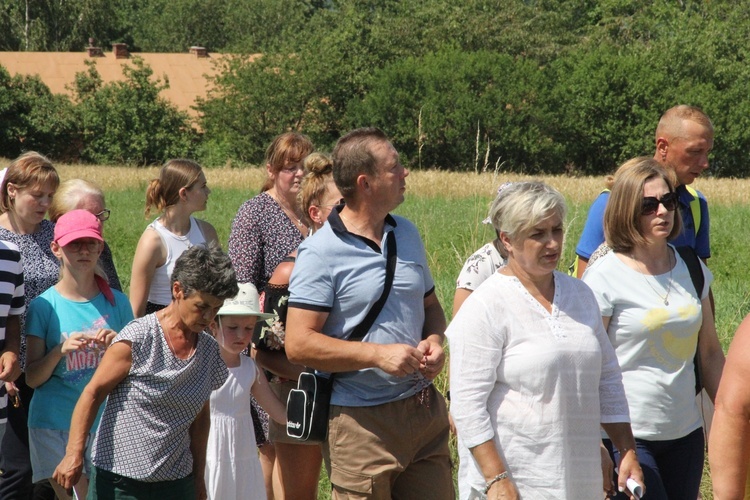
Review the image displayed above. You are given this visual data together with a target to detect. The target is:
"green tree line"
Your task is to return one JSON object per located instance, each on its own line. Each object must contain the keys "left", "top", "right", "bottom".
{"left": 1, "top": 0, "right": 749, "bottom": 175}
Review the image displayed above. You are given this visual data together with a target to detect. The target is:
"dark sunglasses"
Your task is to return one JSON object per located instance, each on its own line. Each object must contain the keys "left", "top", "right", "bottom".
{"left": 641, "top": 192, "right": 678, "bottom": 215}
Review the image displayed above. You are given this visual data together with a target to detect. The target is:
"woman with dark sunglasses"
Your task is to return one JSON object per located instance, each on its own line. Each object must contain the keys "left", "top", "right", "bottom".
{"left": 582, "top": 157, "right": 724, "bottom": 500}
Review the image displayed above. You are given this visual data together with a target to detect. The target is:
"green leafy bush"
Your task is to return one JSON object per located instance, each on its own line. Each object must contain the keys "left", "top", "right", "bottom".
{"left": 0, "top": 66, "right": 78, "bottom": 159}
{"left": 347, "top": 48, "right": 561, "bottom": 172}
{"left": 72, "top": 58, "right": 196, "bottom": 165}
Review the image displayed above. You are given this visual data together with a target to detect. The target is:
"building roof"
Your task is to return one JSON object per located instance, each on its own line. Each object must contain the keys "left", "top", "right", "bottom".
{"left": 0, "top": 49, "right": 246, "bottom": 117}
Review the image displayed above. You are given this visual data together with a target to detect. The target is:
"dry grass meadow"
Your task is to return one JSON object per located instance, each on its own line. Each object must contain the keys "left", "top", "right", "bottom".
{"left": 62, "top": 164, "right": 750, "bottom": 206}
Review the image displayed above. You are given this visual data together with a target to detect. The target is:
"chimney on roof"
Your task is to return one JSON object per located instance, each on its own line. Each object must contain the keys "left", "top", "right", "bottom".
{"left": 87, "top": 38, "right": 103, "bottom": 57}
{"left": 190, "top": 46, "right": 208, "bottom": 58}
{"left": 112, "top": 43, "right": 129, "bottom": 59}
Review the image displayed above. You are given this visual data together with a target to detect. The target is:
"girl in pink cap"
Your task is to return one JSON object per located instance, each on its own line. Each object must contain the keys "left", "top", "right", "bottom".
{"left": 24, "top": 209, "right": 134, "bottom": 500}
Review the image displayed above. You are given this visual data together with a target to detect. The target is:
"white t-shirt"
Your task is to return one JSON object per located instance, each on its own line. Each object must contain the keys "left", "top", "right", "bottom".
{"left": 582, "top": 246, "right": 712, "bottom": 440}
{"left": 448, "top": 271, "right": 629, "bottom": 498}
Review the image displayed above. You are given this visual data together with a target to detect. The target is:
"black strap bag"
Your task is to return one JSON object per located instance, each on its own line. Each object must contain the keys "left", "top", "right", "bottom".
{"left": 675, "top": 246, "right": 706, "bottom": 395}
{"left": 286, "top": 231, "right": 397, "bottom": 443}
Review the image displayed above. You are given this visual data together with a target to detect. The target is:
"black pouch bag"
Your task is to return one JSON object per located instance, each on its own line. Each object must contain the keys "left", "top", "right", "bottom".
{"left": 286, "top": 371, "right": 332, "bottom": 442}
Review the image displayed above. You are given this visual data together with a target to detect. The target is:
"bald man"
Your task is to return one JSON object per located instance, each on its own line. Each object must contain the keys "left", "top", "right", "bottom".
{"left": 574, "top": 105, "right": 713, "bottom": 278}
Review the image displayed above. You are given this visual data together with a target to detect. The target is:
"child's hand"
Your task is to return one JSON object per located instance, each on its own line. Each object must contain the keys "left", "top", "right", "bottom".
{"left": 90, "top": 328, "right": 118, "bottom": 348}
{"left": 61, "top": 333, "right": 90, "bottom": 355}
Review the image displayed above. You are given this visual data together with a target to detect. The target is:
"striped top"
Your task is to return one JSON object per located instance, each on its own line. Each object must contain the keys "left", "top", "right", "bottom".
{"left": 0, "top": 241, "right": 26, "bottom": 424}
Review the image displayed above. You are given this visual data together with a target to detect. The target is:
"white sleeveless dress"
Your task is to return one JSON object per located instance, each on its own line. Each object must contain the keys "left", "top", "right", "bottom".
{"left": 205, "top": 355, "right": 266, "bottom": 500}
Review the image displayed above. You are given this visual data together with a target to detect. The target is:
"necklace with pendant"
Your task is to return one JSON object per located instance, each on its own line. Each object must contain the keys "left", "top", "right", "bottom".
{"left": 340, "top": 212, "right": 367, "bottom": 235}
{"left": 160, "top": 311, "right": 195, "bottom": 359}
{"left": 165, "top": 329, "right": 195, "bottom": 359}
{"left": 632, "top": 251, "right": 673, "bottom": 305}
{"left": 273, "top": 193, "right": 308, "bottom": 234}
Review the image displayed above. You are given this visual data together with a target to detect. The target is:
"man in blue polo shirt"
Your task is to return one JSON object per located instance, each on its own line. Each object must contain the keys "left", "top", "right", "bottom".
{"left": 575, "top": 105, "right": 713, "bottom": 277}
{"left": 286, "top": 128, "right": 453, "bottom": 499}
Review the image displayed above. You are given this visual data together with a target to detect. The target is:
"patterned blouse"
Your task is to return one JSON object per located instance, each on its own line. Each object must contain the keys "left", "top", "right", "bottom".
{"left": 91, "top": 314, "right": 228, "bottom": 481}
{"left": 228, "top": 192, "right": 304, "bottom": 290}
{"left": 0, "top": 220, "right": 59, "bottom": 367}
{"left": 455, "top": 241, "right": 506, "bottom": 292}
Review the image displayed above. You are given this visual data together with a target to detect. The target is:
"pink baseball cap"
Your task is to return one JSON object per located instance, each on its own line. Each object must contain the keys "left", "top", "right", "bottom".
{"left": 54, "top": 209, "right": 103, "bottom": 247}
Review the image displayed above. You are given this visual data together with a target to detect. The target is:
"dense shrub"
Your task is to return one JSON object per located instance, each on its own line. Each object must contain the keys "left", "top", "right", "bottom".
{"left": 347, "top": 49, "right": 561, "bottom": 172}
{"left": 72, "top": 58, "right": 196, "bottom": 165}
{"left": 0, "top": 66, "right": 78, "bottom": 160}
{"left": 7, "top": 1, "right": 750, "bottom": 175}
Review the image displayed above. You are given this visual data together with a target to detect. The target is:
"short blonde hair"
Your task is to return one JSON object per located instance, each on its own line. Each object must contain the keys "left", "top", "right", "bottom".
{"left": 604, "top": 157, "right": 682, "bottom": 253}
{"left": 655, "top": 105, "right": 714, "bottom": 141}
{"left": 0, "top": 152, "right": 59, "bottom": 213}
{"left": 49, "top": 179, "right": 105, "bottom": 222}
{"left": 489, "top": 181, "right": 566, "bottom": 241}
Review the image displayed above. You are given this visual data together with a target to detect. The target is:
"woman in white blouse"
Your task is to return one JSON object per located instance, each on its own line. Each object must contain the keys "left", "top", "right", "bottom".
{"left": 447, "top": 181, "right": 643, "bottom": 499}
{"left": 583, "top": 158, "right": 724, "bottom": 500}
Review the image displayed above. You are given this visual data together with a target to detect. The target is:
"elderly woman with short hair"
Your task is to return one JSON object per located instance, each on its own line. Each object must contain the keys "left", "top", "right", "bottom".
{"left": 52, "top": 243, "right": 238, "bottom": 499}
{"left": 447, "top": 181, "right": 643, "bottom": 499}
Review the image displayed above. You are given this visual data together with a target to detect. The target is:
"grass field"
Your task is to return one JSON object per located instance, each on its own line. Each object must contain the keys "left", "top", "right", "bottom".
{"left": 67, "top": 165, "right": 746, "bottom": 499}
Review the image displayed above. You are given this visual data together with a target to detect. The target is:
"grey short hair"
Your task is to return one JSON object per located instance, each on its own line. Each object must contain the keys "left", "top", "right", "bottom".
{"left": 171, "top": 242, "right": 239, "bottom": 300}
{"left": 489, "top": 181, "right": 567, "bottom": 240}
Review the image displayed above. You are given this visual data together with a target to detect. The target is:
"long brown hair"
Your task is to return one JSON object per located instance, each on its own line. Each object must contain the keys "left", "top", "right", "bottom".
{"left": 261, "top": 133, "right": 314, "bottom": 192}
{"left": 604, "top": 157, "right": 682, "bottom": 253}
{"left": 144, "top": 159, "right": 203, "bottom": 217}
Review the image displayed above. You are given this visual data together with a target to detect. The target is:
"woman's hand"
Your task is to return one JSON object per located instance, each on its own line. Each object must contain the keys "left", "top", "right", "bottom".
{"left": 0, "top": 349, "right": 20, "bottom": 383}
{"left": 617, "top": 450, "right": 644, "bottom": 500}
{"left": 600, "top": 442, "right": 615, "bottom": 497}
{"left": 52, "top": 452, "right": 84, "bottom": 490}
{"left": 486, "top": 476, "right": 519, "bottom": 500}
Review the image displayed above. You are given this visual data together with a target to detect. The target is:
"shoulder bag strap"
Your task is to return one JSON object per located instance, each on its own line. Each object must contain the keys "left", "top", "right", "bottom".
{"left": 676, "top": 245, "right": 706, "bottom": 394}
{"left": 349, "top": 230, "right": 397, "bottom": 342}
{"left": 676, "top": 245, "right": 704, "bottom": 298}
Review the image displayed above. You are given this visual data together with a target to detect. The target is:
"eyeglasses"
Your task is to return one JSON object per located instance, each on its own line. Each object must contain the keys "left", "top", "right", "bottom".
{"left": 65, "top": 240, "right": 101, "bottom": 253}
{"left": 318, "top": 198, "right": 345, "bottom": 208}
{"left": 95, "top": 209, "right": 111, "bottom": 222}
{"left": 641, "top": 192, "right": 678, "bottom": 216}
{"left": 280, "top": 165, "right": 304, "bottom": 174}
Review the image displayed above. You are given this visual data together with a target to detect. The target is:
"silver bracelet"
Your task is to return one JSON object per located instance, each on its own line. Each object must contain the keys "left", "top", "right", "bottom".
{"left": 483, "top": 471, "right": 509, "bottom": 494}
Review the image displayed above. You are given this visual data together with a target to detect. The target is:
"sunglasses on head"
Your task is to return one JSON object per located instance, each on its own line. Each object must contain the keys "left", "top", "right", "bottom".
{"left": 641, "top": 192, "right": 678, "bottom": 215}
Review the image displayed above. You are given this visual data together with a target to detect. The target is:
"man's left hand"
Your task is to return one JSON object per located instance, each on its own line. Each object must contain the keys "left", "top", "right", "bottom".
{"left": 417, "top": 338, "right": 445, "bottom": 380}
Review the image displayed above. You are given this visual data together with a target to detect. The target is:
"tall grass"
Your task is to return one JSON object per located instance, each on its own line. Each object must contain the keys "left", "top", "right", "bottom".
{"left": 77, "top": 166, "right": 744, "bottom": 499}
